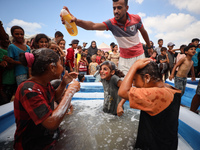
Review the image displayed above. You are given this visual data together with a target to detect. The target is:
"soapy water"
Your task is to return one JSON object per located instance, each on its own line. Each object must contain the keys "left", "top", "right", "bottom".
{"left": 53, "top": 100, "right": 140, "bottom": 150}
{"left": 0, "top": 100, "right": 140, "bottom": 150}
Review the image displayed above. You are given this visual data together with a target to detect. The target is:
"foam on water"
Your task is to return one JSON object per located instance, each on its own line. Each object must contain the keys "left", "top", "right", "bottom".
{"left": 53, "top": 100, "right": 140, "bottom": 150}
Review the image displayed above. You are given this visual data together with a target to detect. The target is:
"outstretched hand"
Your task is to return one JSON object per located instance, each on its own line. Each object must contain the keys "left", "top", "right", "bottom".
{"left": 169, "top": 75, "right": 174, "bottom": 81}
{"left": 60, "top": 6, "right": 77, "bottom": 24}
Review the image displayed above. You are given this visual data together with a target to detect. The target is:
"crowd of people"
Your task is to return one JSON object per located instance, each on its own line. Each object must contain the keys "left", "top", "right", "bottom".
{"left": 0, "top": 0, "right": 200, "bottom": 149}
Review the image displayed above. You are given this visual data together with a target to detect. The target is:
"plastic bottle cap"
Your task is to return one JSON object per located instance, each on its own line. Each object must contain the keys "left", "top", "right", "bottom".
{"left": 61, "top": 9, "right": 69, "bottom": 16}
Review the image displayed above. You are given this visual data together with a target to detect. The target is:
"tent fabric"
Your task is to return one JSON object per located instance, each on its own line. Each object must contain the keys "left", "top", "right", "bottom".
{"left": 98, "top": 42, "right": 111, "bottom": 52}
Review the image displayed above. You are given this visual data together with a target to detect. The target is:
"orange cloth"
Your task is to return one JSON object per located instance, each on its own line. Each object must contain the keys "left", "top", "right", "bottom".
{"left": 129, "top": 86, "right": 181, "bottom": 116}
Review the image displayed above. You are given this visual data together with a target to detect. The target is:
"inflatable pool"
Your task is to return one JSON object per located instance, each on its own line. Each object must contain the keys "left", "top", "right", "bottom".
{"left": 0, "top": 75, "right": 199, "bottom": 149}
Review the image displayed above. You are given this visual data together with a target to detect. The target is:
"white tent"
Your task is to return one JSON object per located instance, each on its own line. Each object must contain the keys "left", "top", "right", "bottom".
{"left": 98, "top": 42, "right": 111, "bottom": 52}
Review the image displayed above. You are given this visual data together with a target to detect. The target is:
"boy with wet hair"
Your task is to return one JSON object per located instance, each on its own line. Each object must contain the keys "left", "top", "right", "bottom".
{"left": 169, "top": 45, "right": 196, "bottom": 96}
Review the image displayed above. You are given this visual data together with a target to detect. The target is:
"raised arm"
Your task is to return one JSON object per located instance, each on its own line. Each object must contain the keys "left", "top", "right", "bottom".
{"left": 61, "top": 6, "right": 107, "bottom": 31}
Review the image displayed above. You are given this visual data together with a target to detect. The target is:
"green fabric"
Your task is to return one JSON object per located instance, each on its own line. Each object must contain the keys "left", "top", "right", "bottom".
{"left": 0, "top": 48, "right": 7, "bottom": 61}
{"left": 0, "top": 48, "right": 16, "bottom": 84}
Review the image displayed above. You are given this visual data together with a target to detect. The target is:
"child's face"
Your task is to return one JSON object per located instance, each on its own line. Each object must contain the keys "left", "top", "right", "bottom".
{"left": 50, "top": 44, "right": 58, "bottom": 53}
{"left": 58, "top": 41, "right": 65, "bottom": 49}
{"left": 101, "top": 58, "right": 106, "bottom": 63}
{"left": 186, "top": 47, "right": 196, "bottom": 56}
{"left": 180, "top": 48, "right": 185, "bottom": 54}
{"left": 168, "top": 46, "right": 174, "bottom": 50}
{"left": 105, "top": 53, "right": 109, "bottom": 58}
{"left": 84, "top": 50, "right": 88, "bottom": 54}
{"left": 132, "top": 74, "right": 144, "bottom": 88}
{"left": 113, "top": 45, "right": 118, "bottom": 52}
{"left": 53, "top": 59, "right": 64, "bottom": 79}
{"left": 81, "top": 56, "right": 86, "bottom": 60}
{"left": 38, "top": 38, "right": 48, "bottom": 48}
{"left": 192, "top": 41, "right": 199, "bottom": 47}
{"left": 78, "top": 48, "right": 82, "bottom": 53}
{"left": 72, "top": 43, "right": 78, "bottom": 49}
{"left": 81, "top": 76, "right": 85, "bottom": 82}
{"left": 158, "top": 41, "right": 163, "bottom": 47}
{"left": 151, "top": 52, "right": 157, "bottom": 58}
{"left": 161, "top": 50, "right": 166, "bottom": 55}
{"left": 100, "top": 65, "right": 112, "bottom": 80}
{"left": 13, "top": 29, "right": 24, "bottom": 44}
{"left": 91, "top": 57, "right": 96, "bottom": 62}
{"left": 97, "top": 50, "right": 101, "bottom": 56}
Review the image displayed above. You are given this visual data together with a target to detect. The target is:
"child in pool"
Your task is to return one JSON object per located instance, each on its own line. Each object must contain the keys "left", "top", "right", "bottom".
{"left": 14, "top": 48, "right": 80, "bottom": 150}
{"left": 100, "top": 61, "right": 125, "bottom": 115}
{"left": 117, "top": 58, "right": 181, "bottom": 150}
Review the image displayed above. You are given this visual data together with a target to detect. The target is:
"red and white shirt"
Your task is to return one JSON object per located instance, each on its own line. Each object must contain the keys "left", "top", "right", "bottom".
{"left": 103, "top": 13, "right": 144, "bottom": 59}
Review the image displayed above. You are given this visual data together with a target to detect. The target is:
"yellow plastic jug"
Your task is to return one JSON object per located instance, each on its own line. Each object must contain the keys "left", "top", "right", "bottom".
{"left": 61, "top": 9, "right": 78, "bottom": 36}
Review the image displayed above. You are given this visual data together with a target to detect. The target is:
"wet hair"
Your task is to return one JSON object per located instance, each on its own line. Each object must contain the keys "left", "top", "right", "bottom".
{"left": 55, "top": 31, "right": 64, "bottom": 38}
{"left": 161, "top": 47, "right": 167, "bottom": 52}
{"left": 10, "top": 25, "right": 24, "bottom": 36}
{"left": 19, "top": 48, "right": 59, "bottom": 76}
{"left": 78, "top": 74, "right": 85, "bottom": 82}
{"left": 158, "top": 39, "right": 163, "bottom": 42}
{"left": 33, "top": 33, "right": 50, "bottom": 49}
{"left": 137, "top": 61, "right": 162, "bottom": 82}
{"left": 113, "top": 0, "right": 128, "bottom": 6}
{"left": 100, "top": 61, "right": 125, "bottom": 78}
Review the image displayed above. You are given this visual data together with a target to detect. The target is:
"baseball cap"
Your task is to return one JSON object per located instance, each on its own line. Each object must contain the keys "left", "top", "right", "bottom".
{"left": 69, "top": 39, "right": 79, "bottom": 46}
{"left": 167, "top": 42, "right": 175, "bottom": 47}
{"left": 83, "top": 42, "right": 87, "bottom": 44}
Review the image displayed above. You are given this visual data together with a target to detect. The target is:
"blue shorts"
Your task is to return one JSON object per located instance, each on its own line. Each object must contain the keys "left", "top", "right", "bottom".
{"left": 175, "top": 76, "right": 187, "bottom": 96}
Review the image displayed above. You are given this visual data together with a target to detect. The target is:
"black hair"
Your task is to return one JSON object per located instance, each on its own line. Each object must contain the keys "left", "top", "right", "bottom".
{"left": 180, "top": 44, "right": 187, "bottom": 50}
{"left": 57, "top": 38, "right": 65, "bottom": 45}
{"left": 184, "top": 44, "right": 196, "bottom": 53}
{"left": 81, "top": 53, "right": 86, "bottom": 57}
{"left": 55, "top": 31, "right": 64, "bottom": 38}
{"left": 33, "top": 33, "right": 50, "bottom": 49}
{"left": 19, "top": 48, "right": 59, "bottom": 76}
{"left": 100, "top": 61, "right": 125, "bottom": 78}
{"left": 78, "top": 74, "right": 85, "bottom": 82}
{"left": 191, "top": 38, "right": 199, "bottom": 43}
{"left": 110, "top": 42, "right": 115, "bottom": 47}
{"left": 161, "top": 47, "right": 167, "bottom": 52}
{"left": 10, "top": 25, "right": 24, "bottom": 36}
{"left": 101, "top": 56, "right": 106, "bottom": 60}
{"left": 158, "top": 39, "right": 163, "bottom": 42}
{"left": 137, "top": 61, "right": 162, "bottom": 82}
{"left": 113, "top": 0, "right": 128, "bottom": 6}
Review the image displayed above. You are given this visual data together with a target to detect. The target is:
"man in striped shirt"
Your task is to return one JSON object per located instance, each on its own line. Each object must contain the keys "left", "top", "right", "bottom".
{"left": 61, "top": 0, "right": 151, "bottom": 75}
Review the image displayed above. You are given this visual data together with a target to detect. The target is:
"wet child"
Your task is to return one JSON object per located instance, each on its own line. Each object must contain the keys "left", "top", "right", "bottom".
{"left": 14, "top": 48, "right": 80, "bottom": 149}
{"left": 169, "top": 45, "right": 196, "bottom": 96}
{"left": 77, "top": 53, "right": 88, "bottom": 75}
{"left": 117, "top": 58, "right": 181, "bottom": 150}
{"left": 89, "top": 55, "right": 98, "bottom": 75}
{"left": 100, "top": 61, "right": 125, "bottom": 115}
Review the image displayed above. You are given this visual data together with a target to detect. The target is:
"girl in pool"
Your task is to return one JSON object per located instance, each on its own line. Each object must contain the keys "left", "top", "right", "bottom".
{"left": 14, "top": 48, "right": 80, "bottom": 150}
{"left": 117, "top": 58, "right": 181, "bottom": 150}
{"left": 99, "top": 61, "right": 125, "bottom": 115}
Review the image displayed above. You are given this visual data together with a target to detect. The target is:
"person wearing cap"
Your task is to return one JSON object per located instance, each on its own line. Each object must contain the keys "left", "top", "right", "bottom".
{"left": 61, "top": 0, "right": 151, "bottom": 76}
{"left": 190, "top": 38, "right": 200, "bottom": 77}
{"left": 82, "top": 42, "right": 87, "bottom": 51}
{"left": 65, "top": 39, "right": 79, "bottom": 73}
{"left": 166, "top": 42, "right": 176, "bottom": 73}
